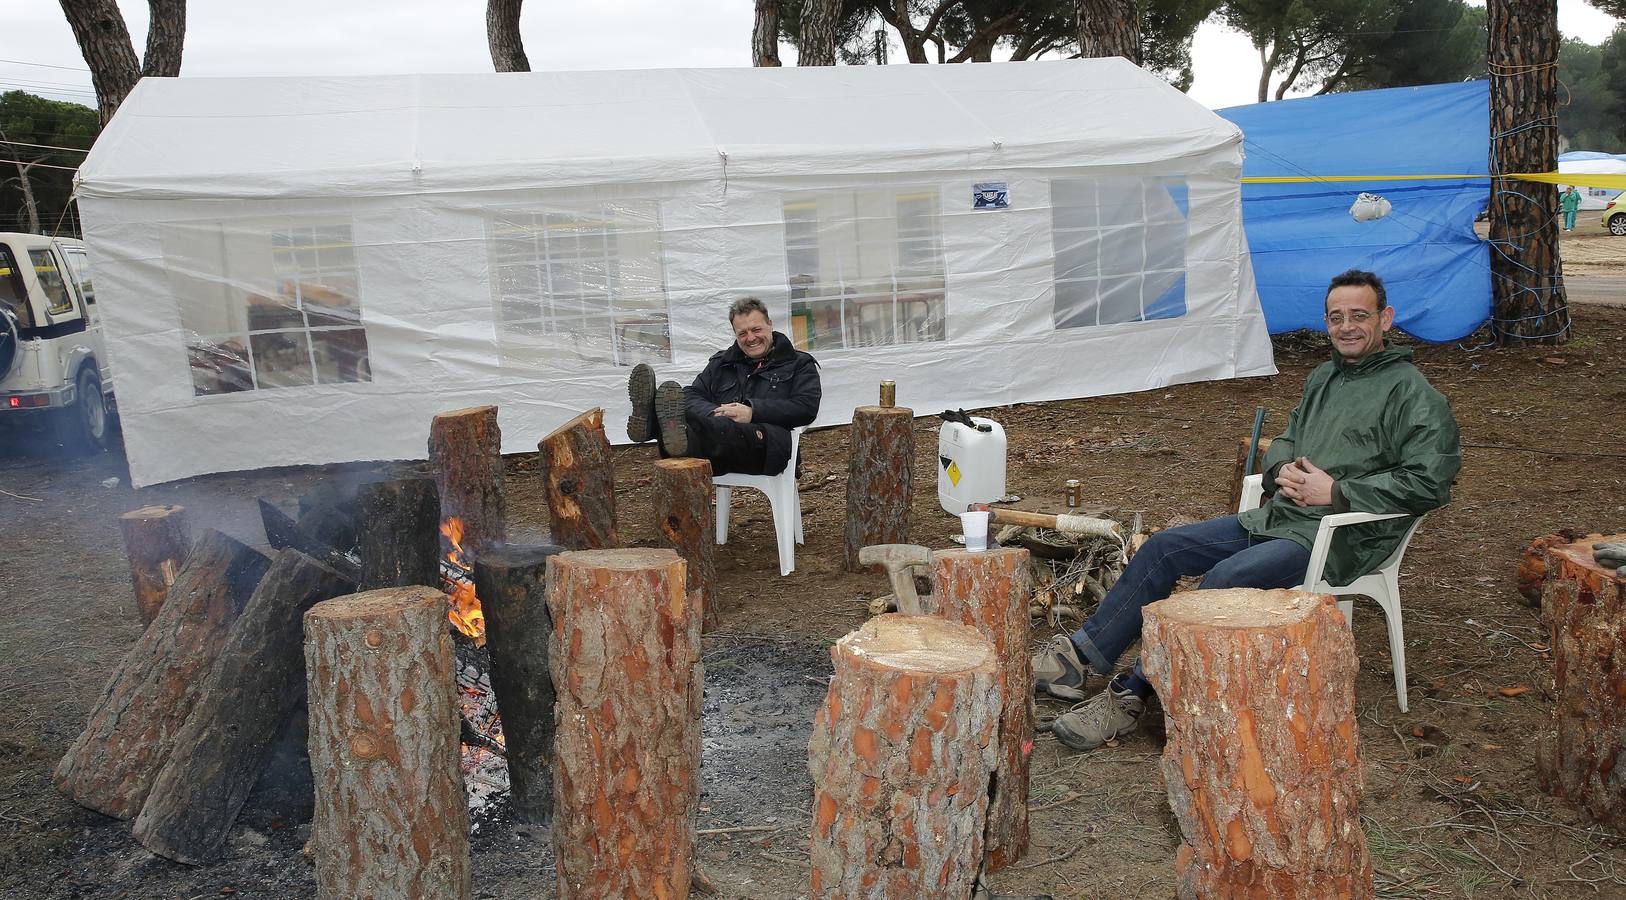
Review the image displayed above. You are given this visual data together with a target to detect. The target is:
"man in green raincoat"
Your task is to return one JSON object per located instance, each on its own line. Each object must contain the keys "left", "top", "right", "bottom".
{"left": 1031, "top": 269, "right": 1461, "bottom": 751}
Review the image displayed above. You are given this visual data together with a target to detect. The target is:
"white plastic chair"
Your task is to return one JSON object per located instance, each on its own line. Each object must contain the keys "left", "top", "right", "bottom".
{"left": 715, "top": 427, "right": 805, "bottom": 576}
{"left": 1240, "top": 473, "right": 1426, "bottom": 712}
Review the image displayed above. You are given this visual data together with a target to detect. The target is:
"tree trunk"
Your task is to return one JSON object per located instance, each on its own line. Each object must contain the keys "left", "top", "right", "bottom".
{"left": 54, "top": 530, "right": 271, "bottom": 819}
{"left": 118, "top": 504, "right": 190, "bottom": 625}
{"left": 259, "top": 497, "right": 362, "bottom": 587}
{"left": 1488, "top": 0, "right": 1569, "bottom": 345}
{"left": 141, "top": 0, "right": 186, "bottom": 77}
{"left": 653, "top": 458, "right": 716, "bottom": 630}
{"left": 1141, "top": 588, "right": 1373, "bottom": 899}
{"left": 1229, "top": 436, "right": 1274, "bottom": 514}
{"left": 304, "top": 586, "right": 471, "bottom": 900}
{"left": 1078, "top": 0, "right": 1141, "bottom": 63}
{"left": 7, "top": 157, "right": 42, "bottom": 234}
{"left": 844, "top": 405, "right": 914, "bottom": 572}
{"left": 57, "top": 0, "right": 142, "bottom": 125}
{"left": 752, "top": 0, "right": 781, "bottom": 66}
{"left": 487, "top": 0, "right": 531, "bottom": 72}
{"left": 132, "top": 549, "right": 351, "bottom": 864}
{"left": 925, "top": 547, "right": 1033, "bottom": 872}
{"left": 471, "top": 543, "right": 564, "bottom": 826}
{"left": 799, "top": 0, "right": 841, "bottom": 65}
{"left": 356, "top": 477, "right": 442, "bottom": 591}
{"left": 808, "top": 614, "right": 1001, "bottom": 897}
{"left": 537, "top": 408, "right": 620, "bottom": 550}
{"left": 430, "top": 405, "right": 506, "bottom": 554}
{"left": 547, "top": 548, "right": 701, "bottom": 899}
{"left": 1537, "top": 536, "right": 1626, "bottom": 825}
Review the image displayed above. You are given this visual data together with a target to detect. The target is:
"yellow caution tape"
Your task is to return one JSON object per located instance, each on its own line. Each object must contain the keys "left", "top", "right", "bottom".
{"left": 1240, "top": 171, "right": 1626, "bottom": 190}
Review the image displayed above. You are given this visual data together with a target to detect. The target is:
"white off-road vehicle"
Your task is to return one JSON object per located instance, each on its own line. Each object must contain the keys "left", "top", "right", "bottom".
{"left": 0, "top": 232, "right": 116, "bottom": 450}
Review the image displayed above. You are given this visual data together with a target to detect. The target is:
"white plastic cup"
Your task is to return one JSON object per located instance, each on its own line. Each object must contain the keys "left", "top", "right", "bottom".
{"left": 960, "top": 511, "right": 990, "bottom": 552}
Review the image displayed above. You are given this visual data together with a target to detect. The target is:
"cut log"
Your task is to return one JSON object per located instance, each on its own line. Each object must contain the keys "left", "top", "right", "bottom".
{"left": 118, "top": 504, "right": 191, "bottom": 625}
{"left": 1228, "top": 436, "right": 1274, "bottom": 513}
{"left": 297, "top": 480, "right": 360, "bottom": 552}
{"left": 132, "top": 548, "right": 352, "bottom": 864}
{"left": 926, "top": 547, "right": 1034, "bottom": 872}
{"left": 537, "top": 408, "right": 620, "bottom": 550}
{"left": 1141, "top": 588, "right": 1372, "bottom": 899}
{"left": 653, "top": 457, "right": 716, "bottom": 630}
{"left": 1516, "top": 529, "right": 1588, "bottom": 607}
{"left": 808, "top": 614, "right": 1001, "bottom": 897}
{"left": 304, "top": 586, "right": 470, "bottom": 900}
{"left": 843, "top": 405, "right": 914, "bottom": 572}
{"left": 547, "top": 548, "right": 700, "bottom": 898}
{"left": 471, "top": 543, "right": 565, "bottom": 826}
{"left": 54, "top": 530, "right": 272, "bottom": 819}
{"left": 430, "top": 405, "right": 507, "bottom": 553}
{"left": 258, "top": 497, "right": 362, "bottom": 586}
{"left": 355, "top": 477, "right": 441, "bottom": 591}
{"left": 1537, "top": 535, "right": 1626, "bottom": 825}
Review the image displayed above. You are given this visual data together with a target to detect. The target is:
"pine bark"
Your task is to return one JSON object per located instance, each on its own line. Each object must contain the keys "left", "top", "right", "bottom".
{"left": 304, "top": 586, "right": 471, "bottom": 900}
{"left": 54, "top": 530, "right": 271, "bottom": 819}
{"left": 653, "top": 458, "right": 716, "bottom": 630}
{"left": 1488, "top": 0, "right": 1569, "bottom": 345}
{"left": 1229, "top": 436, "right": 1274, "bottom": 513}
{"left": 752, "top": 0, "right": 782, "bottom": 66}
{"left": 926, "top": 547, "right": 1034, "bottom": 872}
{"left": 1516, "top": 529, "right": 1587, "bottom": 605}
{"left": 808, "top": 614, "right": 1002, "bottom": 897}
{"left": 799, "top": 0, "right": 841, "bottom": 65}
{"left": 132, "top": 549, "right": 351, "bottom": 864}
{"left": 844, "top": 405, "right": 914, "bottom": 572}
{"left": 1141, "top": 588, "right": 1373, "bottom": 900}
{"left": 537, "top": 408, "right": 620, "bottom": 550}
{"left": 1078, "top": 0, "right": 1142, "bottom": 63}
{"left": 57, "top": 0, "right": 142, "bottom": 125}
{"left": 259, "top": 497, "right": 362, "bottom": 587}
{"left": 1537, "top": 536, "right": 1626, "bottom": 825}
{"left": 486, "top": 0, "right": 531, "bottom": 72}
{"left": 118, "top": 504, "right": 191, "bottom": 625}
{"left": 356, "top": 477, "right": 442, "bottom": 591}
{"left": 471, "top": 543, "right": 565, "bottom": 826}
{"left": 547, "top": 549, "right": 701, "bottom": 899}
{"left": 430, "top": 405, "right": 507, "bottom": 554}
{"left": 142, "top": 0, "right": 186, "bottom": 77}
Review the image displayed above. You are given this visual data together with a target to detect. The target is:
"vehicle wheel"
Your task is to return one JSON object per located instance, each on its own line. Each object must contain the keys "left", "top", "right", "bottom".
{"left": 1610, "top": 213, "right": 1626, "bottom": 237}
{"left": 72, "top": 367, "right": 111, "bottom": 452}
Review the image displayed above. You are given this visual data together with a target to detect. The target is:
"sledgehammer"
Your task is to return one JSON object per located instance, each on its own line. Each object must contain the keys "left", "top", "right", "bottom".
{"left": 858, "top": 544, "right": 933, "bottom": 615}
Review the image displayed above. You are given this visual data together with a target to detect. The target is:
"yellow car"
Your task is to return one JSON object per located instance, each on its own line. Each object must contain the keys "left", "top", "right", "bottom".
{"left": 1607, "top": 200, "right": 1626, "bottom": 236}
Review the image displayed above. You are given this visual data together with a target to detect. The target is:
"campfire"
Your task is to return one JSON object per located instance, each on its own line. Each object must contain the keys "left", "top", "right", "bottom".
{"left": 440, "top": 517, "right": 485, "bottom": 645}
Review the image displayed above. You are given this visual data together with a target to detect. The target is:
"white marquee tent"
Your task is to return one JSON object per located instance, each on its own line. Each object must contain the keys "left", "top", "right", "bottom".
{"left": 78, "top": 59, "right": 1274, "bottom": 486}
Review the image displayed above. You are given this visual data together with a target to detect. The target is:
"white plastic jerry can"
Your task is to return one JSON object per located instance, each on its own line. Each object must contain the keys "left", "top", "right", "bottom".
{"left": 937, "top": 416, "right": 1007, "bottom": 515}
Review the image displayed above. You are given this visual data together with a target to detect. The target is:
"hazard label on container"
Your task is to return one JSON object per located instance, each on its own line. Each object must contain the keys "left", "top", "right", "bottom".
{"left": 945, "top": 461, "right": 962, "bottom": 486}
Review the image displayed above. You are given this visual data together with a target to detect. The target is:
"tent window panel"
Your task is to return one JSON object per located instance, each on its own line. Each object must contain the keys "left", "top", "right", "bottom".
{"left": 1050, "top": 176, "right": 1189, "bottom": 330}
{"left": 249, "top": 331, "right": 315, "bottom": 388}
{"left": 311, "top": 328, "right": 371, "bottom": 384}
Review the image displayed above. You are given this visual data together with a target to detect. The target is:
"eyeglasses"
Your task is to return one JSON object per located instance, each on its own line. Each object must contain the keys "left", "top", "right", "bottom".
{"left": 1325, "top": 311, "right": 1375, "bottom": 326}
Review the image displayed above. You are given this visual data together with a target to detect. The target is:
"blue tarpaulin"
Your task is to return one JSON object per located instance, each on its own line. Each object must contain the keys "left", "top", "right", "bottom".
{"left": 1219, "top": 82, "right": 1491, "bottom": 341}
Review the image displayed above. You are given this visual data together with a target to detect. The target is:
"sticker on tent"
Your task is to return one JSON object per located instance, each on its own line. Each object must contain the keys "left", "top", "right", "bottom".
{"left": 973, "top": 182, "right": 1008, "bottom": 210}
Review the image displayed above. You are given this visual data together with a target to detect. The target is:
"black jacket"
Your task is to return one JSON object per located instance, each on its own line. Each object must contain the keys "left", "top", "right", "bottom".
{"left": 684, "top": 331, "right": 820, "bottom": 473}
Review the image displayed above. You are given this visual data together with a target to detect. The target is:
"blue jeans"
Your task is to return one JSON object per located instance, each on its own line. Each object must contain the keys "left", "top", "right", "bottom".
{"left": 1071, "top": 515, "right": 1310, "bottom": 687}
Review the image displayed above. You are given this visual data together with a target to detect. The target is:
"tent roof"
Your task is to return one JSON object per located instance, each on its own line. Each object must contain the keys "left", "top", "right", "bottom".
{"left": 80, "top": 59, "right": 1241, "bottom": 199}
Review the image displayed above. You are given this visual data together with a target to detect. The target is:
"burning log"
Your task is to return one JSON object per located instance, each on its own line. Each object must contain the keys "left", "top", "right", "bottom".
{"left": 653, "top": 457, "right": 716, "bottom": 630}
{"left": 843, "top": 405, "right": 914, "bottom": 572}
{"left": 430, "top": 405, "right": 507, "bottom": 554}
{"left": 132, "top": 548, "right": 352, "bottom": 864}
{"left": 54, "top": 530, "right": 272, "bottom": 819}
{"left": 470, "top": 543, "right": 565, "bottom": 826}
{"left": 1141, "top": 588, "right": 1372, "bottom": 899}
{"left": 355, "top": 477, "right": 440, "bottom": 591}
{"left": 925, "top": 547, "right": 1034, "bottom": 871}
{"left": 117, "top": 504, "right": 191, "bottom": 625}
{"left": 808, "top": 614, "right": 1001, "bottom": 897}
{"left": 258, "top": 498, "right": 361, "bottom": 587}
{"left": 305, "top": 586, "right": 471, "bottom": 900}
{"left": 547, "top": 549, "right": 700, "bottom": 897}
{"left": 537, "top": 408, "right": 620, "bottom": 550}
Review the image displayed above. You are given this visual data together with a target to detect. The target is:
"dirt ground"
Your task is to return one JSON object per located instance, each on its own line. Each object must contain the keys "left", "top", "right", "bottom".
{"left": 4, "top": 299, "right": 1626, "bottom": 897}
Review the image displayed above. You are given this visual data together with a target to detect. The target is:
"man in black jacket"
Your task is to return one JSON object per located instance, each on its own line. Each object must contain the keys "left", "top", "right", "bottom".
{"left": 627, "top": 297, "right": 820, "bottom": 476}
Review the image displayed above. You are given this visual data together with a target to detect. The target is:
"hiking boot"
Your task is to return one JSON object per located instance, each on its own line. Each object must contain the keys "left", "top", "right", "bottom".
{"left": 626, "top": 363, "right": 657, "bottom": 442}
{"left": 1031, "top": 635, "right": 1091, "bottom": 702}
{"left": 654, "top": 380, "right": 688, "bottom": 457}
{"left": 1050, "top": 683, "right": 1145, "bottom": 752}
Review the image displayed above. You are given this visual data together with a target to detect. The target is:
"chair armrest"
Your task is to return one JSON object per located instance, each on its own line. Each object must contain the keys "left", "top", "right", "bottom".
{"left": 1238, "top": 473, "right": 1265, "bottom": 514}
{"left": 1304, "top": 510, "right": 1412, "bottom": 588}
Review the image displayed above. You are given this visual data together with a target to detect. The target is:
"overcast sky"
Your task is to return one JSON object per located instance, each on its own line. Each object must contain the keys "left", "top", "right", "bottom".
{"left": 4, "top": 0, "right": 1620, "bottom": 115}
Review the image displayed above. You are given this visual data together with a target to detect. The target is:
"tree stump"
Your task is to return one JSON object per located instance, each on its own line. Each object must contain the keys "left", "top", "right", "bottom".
{"left": 1228, "top": 436, "right": 1274, "bottom": 513}
{"left": 925, "top": 547, "right": 1033, "bottom": 871}
{"left": 653, "top": 458, "right": 716, "bottom": 630}
{"left": 429, "top": 404, "right": 506, "bottom": 553}
{"left": 118, "top": 504, "right": 191, "bottom": 625}
{"left": 1516, "top": 529, "right": 1588, "bottom": 607}
{"left": 471, "top": 543, "right": 565, "bottom": 826}
{"left": 537, "top": 408, "right": 620, "bottom": 550}
{"left": 1141, "top": 588, "right": 1372, "bottom": 900}
{"left": 546, "top": 548, "right": 700, "bottom": 898}
{"left": 843, "top": 405, "right": 914, "bottom": 572}
{"left": 356, "top": 477, "right": 442, "bottom": 591}
{"left": 54, "top": 530, "right": 272, "bottom": 819}
{"left": 808, "top": 614, "right": 1002, "bottom": 897}
{"left": 133, "top": 549, "right": 352, "bottom": 864}
{"left": 304, "top": 586, "right": 470, "bottom": 900}
{"left": 1537, "top": 535, "right": 1626, "bottom": 825}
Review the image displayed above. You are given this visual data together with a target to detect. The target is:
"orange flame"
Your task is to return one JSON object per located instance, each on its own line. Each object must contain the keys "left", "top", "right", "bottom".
{"left": 440, "top": 517, "right": 485, "bottom": 645}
